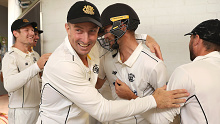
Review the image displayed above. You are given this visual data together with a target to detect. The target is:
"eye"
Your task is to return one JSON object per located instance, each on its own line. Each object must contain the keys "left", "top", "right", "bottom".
{"left": 104, "top": 29, "right": 108, "bottom": 33}
{"left": 90, "top": 29, "right": 97, "bottom": 33}
{"left": 76, "top": 29, "right": 82, "bottom": 33}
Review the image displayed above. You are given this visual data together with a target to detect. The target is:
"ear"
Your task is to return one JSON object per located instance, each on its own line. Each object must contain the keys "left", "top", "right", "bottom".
{"left": 65, "top": 23, "right": 70, "bottom": 35}
{"left": 13, "top": 30, "right": 19, "bottom": 38}
{"left": 193, "top": 34, "right": 200, "bottom": 46}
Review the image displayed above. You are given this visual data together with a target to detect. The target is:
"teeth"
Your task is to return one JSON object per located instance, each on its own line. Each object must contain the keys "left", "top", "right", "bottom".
{"left": 79, "top": 43, "right": 89, "bottom": 47}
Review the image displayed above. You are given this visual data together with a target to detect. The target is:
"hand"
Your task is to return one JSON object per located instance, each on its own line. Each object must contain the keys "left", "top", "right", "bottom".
{"left": 95, "top": 78, "right": 106, "bottom": 89}
{"left": 37, "top": 53, "right": 52, "bottom": 70}
{"left": 152, "top": 85, "right": 189, "bottom": 109}
{"left": 115, "top": 79, "right": 137, "bottom": 100}
{"left": 146, "top": 35, "right": 163, "bottom": 61}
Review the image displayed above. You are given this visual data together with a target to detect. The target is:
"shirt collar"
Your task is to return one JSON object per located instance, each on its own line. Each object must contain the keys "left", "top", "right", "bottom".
{"left": 11, "top": 47, "right": 31, "bottom": 58}
{"left": 193, "top": 51, "right": 220, "bottom": 62}
{"left": 115, "top": 43, "right": 143, "bottom": 67}
{"left": 64, "top": 36, "right": 76, "bottom": 56}
{"left": 64, "top": 36, "right": 92, "bottom": 61}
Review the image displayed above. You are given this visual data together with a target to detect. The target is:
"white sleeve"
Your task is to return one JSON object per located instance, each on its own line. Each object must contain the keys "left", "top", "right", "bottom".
{"left": 48, "top": 60, "right": 157, "bottom": 122}
{"left": 2, "top": 53, "right": 41, "bottom": 92}
{"left": 135, "top": 34, "right": 147, "bottom": 44}
{"left": 149, "top": 61, "right": 168, "bottom": 89}
{"left": 141, "top": 66, "right": 194, "bottom": 123}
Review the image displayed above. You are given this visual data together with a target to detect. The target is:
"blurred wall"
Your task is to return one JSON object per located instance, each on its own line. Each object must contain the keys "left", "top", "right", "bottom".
{"left": 41, "top": 0, "right": 220, "bottom": 77}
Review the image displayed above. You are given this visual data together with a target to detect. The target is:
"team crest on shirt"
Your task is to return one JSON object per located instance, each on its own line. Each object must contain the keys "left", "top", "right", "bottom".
{"left": 93, "top": 64, "right": 99, "bottom": 74}
{"left": 128, "top": 73, "right": 135, "bottom": 82}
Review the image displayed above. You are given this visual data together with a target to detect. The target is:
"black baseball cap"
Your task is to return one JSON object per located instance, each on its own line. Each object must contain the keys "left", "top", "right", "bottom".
{"left": 67, "top": 1, "right": 102, "bottom": 27}
{"left": 184, "top": 19, "right": 220, "bottom": 45}
{"left": 34, "top": 26, "right": 43, "bottom": 34}
{"left": 11, "top": 19, "right": 37, "bottom": 33}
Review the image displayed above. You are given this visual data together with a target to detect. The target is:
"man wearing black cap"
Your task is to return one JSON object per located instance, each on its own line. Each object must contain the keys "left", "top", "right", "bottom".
{"left": 140, "top": 19, "right": 220, "bottom": 124}
{"left": 1, "top": 19, "right": 50, "bottom": 124}
{"left": 38, "top": 1, "right": 188, "bottom": 124}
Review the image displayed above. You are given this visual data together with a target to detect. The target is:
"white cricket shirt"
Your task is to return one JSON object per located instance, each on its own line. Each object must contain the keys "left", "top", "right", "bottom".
{"left": 98, "top": 43, "right": 168, "bottom": 123}
{"left": 2, "top": 47, "right": 41, "bottom": 108}
{"left": 38, "top": 36, "right": 157, "bottom": 124}
{"left": 142, "top": 51, "right": 220, "bottom": 124}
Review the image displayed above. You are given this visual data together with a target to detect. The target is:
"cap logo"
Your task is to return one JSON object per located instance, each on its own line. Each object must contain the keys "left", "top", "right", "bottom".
{"left": 83, "top": 5, "right": 94, "bottom": 15}
{"left": 110, "top": 15, "right": 129, "bottom": 22}
{"left": 23, "top": 19, "right": 29, "bottom": 22}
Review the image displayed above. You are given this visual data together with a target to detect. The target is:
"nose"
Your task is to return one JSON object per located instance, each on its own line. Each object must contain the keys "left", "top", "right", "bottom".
{"left": 82, "top": 32, "right": 89, "bottom": 43}
{"left": 30, "top": 30, "right": 35, "bottom": 36}
{"left": 35, "top": 35, "right": 39, "bottom": 40}
{"left": 104, "top": 33, "right": 109, "bottom": 39}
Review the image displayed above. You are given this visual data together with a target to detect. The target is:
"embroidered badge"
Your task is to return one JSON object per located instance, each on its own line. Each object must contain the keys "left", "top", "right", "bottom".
{"left": 23, "top": 19, "right": 29, "bottom": 22}
{"left": 128, "top": 73, "right": 135, "bottom": 82}
{"left": 83, "top": 5, "right": 94, "bottom": 15}
{"left": 93, "top": 64, "right": 99, "bottom": 74}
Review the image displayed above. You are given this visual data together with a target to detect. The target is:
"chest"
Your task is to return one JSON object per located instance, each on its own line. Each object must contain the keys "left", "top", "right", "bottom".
{"left": 84, "top": 60, "right": 99, "bottom": 87}
{"left": 16, "top": 54, "right": 38, "bottom": 71}
{"left": 103, "top": 57, "right": 154, "bottom": 97}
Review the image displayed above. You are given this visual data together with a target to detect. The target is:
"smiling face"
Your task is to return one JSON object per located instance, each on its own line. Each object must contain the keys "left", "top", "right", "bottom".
{"left": 14, "top": 25, "right": 35, "bottom": 46}
{"left": 65, "top": 22, "right": 99, "bottom": 59}
{"left": 33, "top": 31, "right": 39, "bottom": 47}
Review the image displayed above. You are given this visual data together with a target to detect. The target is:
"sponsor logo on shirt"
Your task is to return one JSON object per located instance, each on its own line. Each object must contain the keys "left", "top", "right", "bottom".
{"left": 112, "top": 71, "right": 117, "bottom": 75}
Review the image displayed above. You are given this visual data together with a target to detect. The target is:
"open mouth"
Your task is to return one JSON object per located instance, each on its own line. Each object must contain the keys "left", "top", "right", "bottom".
{"left": 78, "top": 43, "right": 90, "bottom": 47}
{"left": 28, "top": 36, "right": 34, "bottom": 41}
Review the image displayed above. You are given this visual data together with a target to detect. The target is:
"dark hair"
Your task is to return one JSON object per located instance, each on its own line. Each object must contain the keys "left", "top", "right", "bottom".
{"left": 202, "top": 40, "right": 220, "bottom": 51}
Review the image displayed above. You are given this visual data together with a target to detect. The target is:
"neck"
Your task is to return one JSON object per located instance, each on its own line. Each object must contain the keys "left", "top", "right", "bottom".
{"left": 196, "top": 41, "right": 214, "bottom": 57}
{"left": 79, "top": 55, "right": 89, "bottom": 67}
{"left": 14, "top": 41, "right": 30, "bottom": 53}
{"left": 28, "top": 46, "right": 33, "bottom": 52}
{"left": 198, "top": 49, "right": 214, "bottom": 57}
{"left": 118, "top": 33, "right": 138, "bottom": 63}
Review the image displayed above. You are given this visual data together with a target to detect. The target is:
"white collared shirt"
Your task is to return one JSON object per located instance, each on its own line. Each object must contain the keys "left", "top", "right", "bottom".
{"left": 39, "top": 36, "right": 157, "bottom": 124}
{"left": 142, "top": 51, "right": 220, "bottom": 124}
{"left": 99, "top": 43, "right": 167, "bottom": 123}
{"left": 2, "top": 47, "right": 41, "bottom": 108}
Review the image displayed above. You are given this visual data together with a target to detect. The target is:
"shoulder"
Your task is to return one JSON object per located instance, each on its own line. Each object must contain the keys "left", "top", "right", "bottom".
{"left": 140, "top": 46, "right": 161, "bottom": 63}
{"left": 139, "top": 47, "right": 164, "bottom": 71}
{"left": 167, "top": 64, "right": 194, "bottom": 91}
{"left": 3, "top": 49, "right": 17, "bottom": 60}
